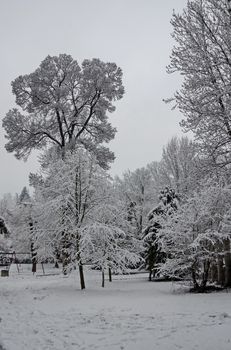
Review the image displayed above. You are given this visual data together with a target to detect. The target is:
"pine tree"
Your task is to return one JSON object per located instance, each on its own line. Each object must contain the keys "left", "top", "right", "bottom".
{"left": 143, "top": 187, "right": 179, "bottom": 281}
{"left": 18, "top": 187, "right": 31, "bottom": 204}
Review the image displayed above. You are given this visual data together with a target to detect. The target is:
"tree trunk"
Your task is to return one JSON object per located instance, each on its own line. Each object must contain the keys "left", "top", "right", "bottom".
{"left": 61, "top": 233, "right": 71, "bottom": 275}
{"left": 32, "top": 261, "right": 37, "bottom": 274}
{"left": 54, "top": 249, "right": 60, "bottom": 268}
{"left": 30, "top": 222, "right": 37, "bottom": 274}
{"left": 148, "top": 270, "right": 152, "bottom": 281}
{"left": 62, "top": 250, "right": 69, "bottom": 275}
{"left": 224, "top": 239, "right": 231, "bottom": 287}
{"left": 217, "top": 256, "right": 225, "bottom": 286}
{"left": 200, "top": 260, "right": 210, "bottom": 289}
{"left": 31, "top": 242, "right": 37, "bottom": 274}
{"left": 79, "top": 263, "right": 85, "bottom": 290}
{"left": 54, "top": 261, "right": 59, "bottom": 268}
{"left": 210, "top": 262, "right": 218, "bottom": 283}
{"left": 108, "top": 267, "right": 112, "bottom": 282}
{"left": 102, "top": 269, "right": 105, "bottom": 288}
{"left": 192, "top": 266, "right": 199, "bottom": 290}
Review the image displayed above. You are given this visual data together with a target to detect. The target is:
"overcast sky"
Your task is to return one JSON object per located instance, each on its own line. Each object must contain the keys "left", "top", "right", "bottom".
{"left": 0, "top": 0, "right": 187, "bottom": 197}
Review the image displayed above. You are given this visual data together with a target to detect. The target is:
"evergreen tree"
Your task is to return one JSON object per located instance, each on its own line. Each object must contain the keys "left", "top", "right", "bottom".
{"left": 18, "top": 187, "right": 31, "bottom": 204}
{"left": 143, "top": 187, "right": 179, "bottom": 281}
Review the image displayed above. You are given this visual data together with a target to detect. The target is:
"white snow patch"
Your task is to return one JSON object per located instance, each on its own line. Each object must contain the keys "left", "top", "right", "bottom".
{"left": 0, "top": 267, "right": 231, "bottom": 350}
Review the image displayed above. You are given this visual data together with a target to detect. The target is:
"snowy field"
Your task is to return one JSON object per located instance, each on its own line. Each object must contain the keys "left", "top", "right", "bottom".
{"left": 0, "top": 266, "right": 231, "bottom": 350}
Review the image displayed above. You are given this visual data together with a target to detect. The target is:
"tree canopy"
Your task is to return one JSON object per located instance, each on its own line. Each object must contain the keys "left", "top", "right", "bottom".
{"left": 3, "top": 54, "right": 124, "bottom": 168}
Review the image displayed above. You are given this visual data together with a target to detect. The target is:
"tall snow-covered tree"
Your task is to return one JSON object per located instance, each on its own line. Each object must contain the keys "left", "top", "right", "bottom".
{"left": 8, "top": 200, "right": 33, "bottom": 255}
{"left": 160, "top": 137, "right": 199, "bottom": 195}
{"left": 32, "top": 148, "right": 110, "bottom": 289}
{"left": 114, "top": 167, "right": 155, "bottom": 238}
{"left": 167, "top": 0, "right": 231, "bottom": 167}
{"left": 3, "top": 54, "right": 124, "bottom": 168}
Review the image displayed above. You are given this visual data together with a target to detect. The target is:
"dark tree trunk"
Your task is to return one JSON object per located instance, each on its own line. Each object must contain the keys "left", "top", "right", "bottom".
{"left": 217, "top": 257, "right": 225, "bottom": 286}
{"left": 32, "top": 261, "right": 37, "bottom": 274}
{"left": 29, "top": 222, "right": 37, "bottom": 274}
{"left": 210, "top": 262, "right": 218, "bottom": 283}
{"left": 200, "top": 260, "right": 210, "bottom": 289}
{"left": 224, "top": 239, "right": 231, "bottom": 287}
{"left": 102, "top": 269, "right": 105, "bottom": 288}
{"left": 62, "top": 233, "right": 71, "bottom": 275}
{"left": 54, "top": 249, "right": 60, "bottom": 268}
{"left": 192, "top": 266, "right": 199, "bottom": 290}
{"left": 62, "top": 251, "right": 69, "bottom": 275}
{"left": 108, "top": 267, "right": 112, "bottom": 282}
{"left": 79, "top": 263, "right": 85, "bottom": 290}
{"left": 31, "top": 242, "right": 37, "bottom": 274}
{"left": 149, "top": 270, "right": 152, "bottom": 281}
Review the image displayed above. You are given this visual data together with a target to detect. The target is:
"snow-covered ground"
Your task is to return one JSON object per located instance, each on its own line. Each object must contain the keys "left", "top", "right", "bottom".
{"left": 0, "top": 265, "right": 231, "bottom": 350}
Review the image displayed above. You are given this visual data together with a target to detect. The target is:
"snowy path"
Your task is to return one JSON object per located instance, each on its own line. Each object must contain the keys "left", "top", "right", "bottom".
{"left": 0, "top": 269, "right": 231, "bottom": 350}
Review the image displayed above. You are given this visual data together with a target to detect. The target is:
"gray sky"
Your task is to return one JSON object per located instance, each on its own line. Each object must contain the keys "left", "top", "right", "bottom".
{"left": 0, "top": 0, "right": 187, "bottom": 197}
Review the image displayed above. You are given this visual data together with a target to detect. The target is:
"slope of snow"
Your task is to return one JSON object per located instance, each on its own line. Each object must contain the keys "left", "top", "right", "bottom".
{"left": 0, "top": 267, "right": 231, "bottom": 350}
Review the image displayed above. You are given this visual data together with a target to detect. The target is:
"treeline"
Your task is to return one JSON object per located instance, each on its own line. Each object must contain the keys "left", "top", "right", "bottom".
{"left": 2, "top": 0, "right": 231, "bottom": 292}
{"left": 1, "top": 133, "right": 231, "bottom": 291}
{"left": 0, "top": 135, "right": 223, "bottom": 291}
{"left": 0, "top": 136, "right": 195, "bottom": 286}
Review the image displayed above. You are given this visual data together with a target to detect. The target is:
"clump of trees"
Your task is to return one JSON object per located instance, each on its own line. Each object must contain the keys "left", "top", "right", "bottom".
{"left": 3, "top": 1, "right": 231, "bottom": 293}
{"left": 1, "top": 54, "right": 144, "bottom": 289}
{"left": 158, "top": 0, "right": 231, "bottom": 291}
{"left": 157, "top": 184, "right": 231, "bottom": 291}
